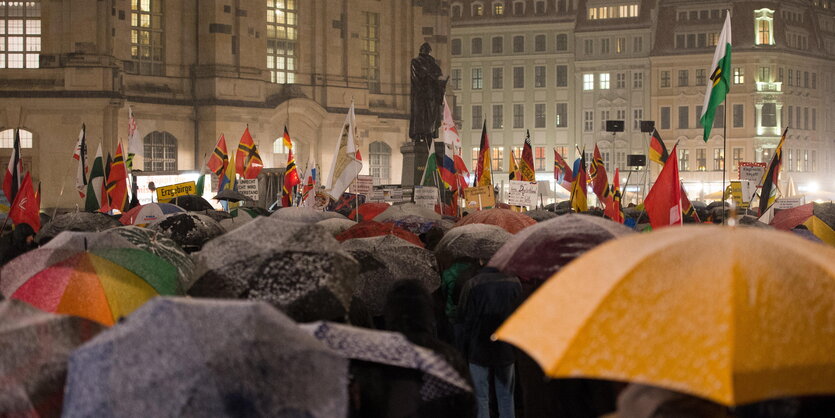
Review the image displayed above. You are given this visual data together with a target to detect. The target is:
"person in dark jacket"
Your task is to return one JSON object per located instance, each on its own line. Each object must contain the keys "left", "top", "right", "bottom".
{"left": 0, "top": 223, "right": 36, "bottom": 266}
{"left": 458, "top": 267, "right": 522, "bottom": 418}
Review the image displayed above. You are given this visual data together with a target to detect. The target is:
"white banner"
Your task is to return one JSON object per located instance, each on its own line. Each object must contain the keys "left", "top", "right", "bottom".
{"left": 508, "top": 180, "right": 538, "bottom": 207}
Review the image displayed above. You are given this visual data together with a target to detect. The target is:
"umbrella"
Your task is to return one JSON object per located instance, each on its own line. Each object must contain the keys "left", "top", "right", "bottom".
{"left": 342, "top": 235, "right": 439, "bottom": 315}
{"left": 218, "top": 207, "right": 261, "bottom": 232}
{"left": 271, "top": 206, "right": 347, "bottom": 223}
{"left": 0, "top": 300, "right": 104, "bottom": 418}
{"left": 434, "top": 223, "right": 511, "bottom": 266}
{"left": 316, "top": 217, "right": 357, "bottom": 236}
{"left": 190, "top": 209, "right": 232, "bottom": 222}
{"left": 455, "top": 208, "right": 536, "bottom": 234}
{"left": 301, "top": 321, "right": 471, "bottom": 400}
{"left": 388, "top": 215, "right": 454, "bottom": 235}
{"left": 168, "top": 194, "right": 214, "bottom": 211}
{"left": 771, "top": 203, "right": 835, "bottom": 245}
{"left": 488, "top": 214, "right": 633, "bottom": 282}
{"left": 335, "top": 220, "right": 424, "bottom": 247}
{"left": 36, "top": 212, "right": 122, "bottom": 244}
{"left": 213, "top": 189, "right": 254, "bottom": 202}
{"left": 496, "top": 225, "right": 835, "bottom": 406}
{"left": 349, "top": 202, "right": 390, "bottom": 221}
{"left": 148, "top": 212, "right": 225, "bottom": 253}
{"left": 190, "top": 218, "right": 359, "bottom": 322}
{"left": 523, "top": 209, "right": 558, "bottom": 222}
{"left": 119, "top": 203, "right": 185, "bottom": 226}
{"left": 63, "top": 297, "right": 348, "bottom": 418}
{"left": 737, "top": 215, "right": 772, "bottom": 228}
{"left": 374, "top": 202, "right": 442, "bottom": 222}
{"left": 1, "top": 245, "right": 183, "bottom": 326}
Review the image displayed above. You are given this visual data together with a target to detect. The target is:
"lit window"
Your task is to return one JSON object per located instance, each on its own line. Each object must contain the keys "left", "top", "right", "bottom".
{"left": 0, "top": 129, "right": 33, "bottom": 148}
{"left": 733, "top": 67, "right": 744, "bottom": 84}
{"left": 143, "top": 131, "right": 177, "bottom": 172}
{"left": 492, "top": 147, "right": 504, "bottom": 171}
{"left": 369, "top": 141, "right": 391, "bottom": 185}
{"left": 599, "top": 73, "right": 610, "bottom": 89}
{"left": 583, "top": 73, "right": 594, "bottom": 90}
{"left": 493, "top": 2, "right": 504, "bottom": 15}
{"left": 473, "top": 3, "right": 484, "bottom": 16}
{"left": 0, "top": 1, "right": 41, "bottom": 69}
{"left": 129, "top": 0, "right": 164, "bottom": 75}
{"left": 754, "top": 9, "right": 775, "bottom": 46}
{"left": 267, "top": 0, "right": 298, "bottom": 84}
{"left": 361, "top": 12, "right": 380, "bottom": 92}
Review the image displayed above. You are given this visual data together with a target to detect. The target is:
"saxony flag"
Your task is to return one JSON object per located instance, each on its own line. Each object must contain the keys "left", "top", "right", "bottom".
{"left": 699, "top": 12, "right": 732, "bottom": 142}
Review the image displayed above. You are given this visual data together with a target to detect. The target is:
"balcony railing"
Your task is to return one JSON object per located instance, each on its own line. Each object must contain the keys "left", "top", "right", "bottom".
{"left": 756, "top": 81, "right": 782, "bottom": 92}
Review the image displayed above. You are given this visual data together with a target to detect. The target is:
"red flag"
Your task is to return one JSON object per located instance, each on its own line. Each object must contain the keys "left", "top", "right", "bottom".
{"left": 207, "top": 134, "right": 229, "bottom": 177}
{"left": 9, "top": 172, "right": 40, "bottom": 232}
{"left": 235, "top": 127, "right": 263, "bottom": 179}
{"left": 645, "top": 145, "right": 682, "bottom": 229}
{"left": 3, "top": 129, "right": 23, "bottom": 203}
{"left": 590, "top": 144, "right": 610, "bottom": 203}
{"left": 453, "top": 153, "right": 469, "bottom": 191}
{"left": 106, "top": 143, "right": 129, "bottom": 212}
{"left": 282, "top": 129, "right": 301, "bottom": 207}
{"left": 519, "top": 130, "right": 536, "bottom": 181}
{"left": 604, "top": 168, "right": 624, "bottom": 223}
{"left": 553, "top": 148, "right": 573, "bottom": 191}
{"left": 680, "top": 183, "right": 700, "bottom": 222}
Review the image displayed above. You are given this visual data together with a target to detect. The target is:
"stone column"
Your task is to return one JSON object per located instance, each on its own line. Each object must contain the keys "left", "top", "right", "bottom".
{"left": 400, "top": 139, "right": 430, "bottom": 188}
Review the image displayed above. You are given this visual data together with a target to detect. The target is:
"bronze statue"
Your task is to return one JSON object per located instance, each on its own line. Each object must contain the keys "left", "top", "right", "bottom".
{"left": 409, "top": 43, "right": 448, "bottom": 145}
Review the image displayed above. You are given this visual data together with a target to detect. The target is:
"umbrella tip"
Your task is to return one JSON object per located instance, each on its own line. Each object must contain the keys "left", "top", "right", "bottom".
{"left": 83, "top": 237, "right": 88, "bottom": 251}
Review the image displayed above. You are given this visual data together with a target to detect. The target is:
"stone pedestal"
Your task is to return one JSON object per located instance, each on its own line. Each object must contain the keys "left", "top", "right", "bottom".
{"left": 400, "top": 140, "right": 430, "bottom": 187}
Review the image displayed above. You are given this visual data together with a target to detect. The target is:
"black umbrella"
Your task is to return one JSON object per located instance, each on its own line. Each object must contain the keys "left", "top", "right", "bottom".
{"left": 213, "top": 189, "right": 254, "bottom": 202}
{"left": 0, "top": 299, "right": 104, "bottom": 417}
{"left": 190, "top": 209, "right": 232, "bottom": 222}
{"left": 524, "top": 209, "right": 558, "bottom": 222}
{"left": 189, "top": 218, "right": 359, "bottom": 322}
{"left": 62, "top": 297, "right": 348, "bottom": 418}
{"left": 35, "top": 212, "right": 122, "bottom": 245}
{"left": 168, "top": 194, "right": 213, "bottom": 211}
{"left": 148, "top": 212, "right": 225, "bottom": 253}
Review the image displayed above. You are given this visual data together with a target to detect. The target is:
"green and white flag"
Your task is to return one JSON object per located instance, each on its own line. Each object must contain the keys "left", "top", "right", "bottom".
{"left": 421, "top": 142, "right": 439, "bottom": 187}
{"left": 699, "top": 12, "right": 732, "bottom": 142}
{"left": 85, "top": 144, "right": 104, "bottom": 211}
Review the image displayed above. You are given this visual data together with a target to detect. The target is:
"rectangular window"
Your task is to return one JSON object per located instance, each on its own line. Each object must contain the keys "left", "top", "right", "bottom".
{"left": 678, "top": 70, "right": 689, "bottom": 87}
{"left": 130, "top": 0, "right": 165, "bottom": 75}
{"left": 600, "top": 110, "right": 610, "bottom": 131}
{"left": 633, "top": 108, "right": 643, "bottom": 130}
{"left": 788, "top": 69, "right": 793, "bottom": 86}
{"left": 696, "top": 105, "right": 704, "bottom": 128}
{"left": 788, "top": 106, "right": 793, "bottom": 128}
{"left": 492, "top": 105, "right": 503, "bottom": 129}
{"left": 584, "top": 39, "right": 593, "bottom": 55}
{"left": 472, "top": 148, "right": 480, "bottom": 171}
{"left": 492, "top": 147, "right": 504, "bottom": 171}
{"left": 472, "top": 67, "right": 483, "bottom": 89}
{"left": 633, "top": 72, "right": 643, "bottom": 88}
{"left": 661, "top": 71, "right": 671, "bottom": 88}
{"left": 696, "top": 69, "right": 706, "bottom": 86}
{"left": 733, "top": 67, "right": 744, "bottom": 84}
{"left": 583, "top": 73, "right": 594, "bottom": 90}
{"left": 804, "top": 71, "right": 810, "bottom": 88}
{"left": 599, "top": 73, "right": 610, "bottom": 89}
{"left": 601, "top": 38, "right": 610, "bottom": 54}
{"left": 556, "top": 103, "right": 568, "bottom": 127}
{"left": 679, "top": 149, "right": 690, "bottom": 171}
{"left": 535, "top": 34, "right": 546, "bottom": 52}
{"left": 472, "top": 105, "right": 483, "bottom": 129}
{"left": 759, "top": 66, "right": 770, "bottom": 82}
{"left": 556, "top": 34, "right": 568, "bottom": 51}
{"left": 762, "top": 103, "right": 777, "bottom": 127}
{"left": 732, "top": 147, "right": 743, "bottom": 170}
{"left": 513, "top": 67, "right": 525, "bottom": 88}
{"left": 451, "top": 69, "right": 462, "bottom": 90}
{"left": 453, "top": 105, "right": 462, "bottom": 129}
{"left": 813, "top": 108, "right": 816, "bottom": 130}
{"left": 513, "top": 104, "right": 525, "bottom": 128}
{"left": 714, "top": 105, "right": 725, "bottom": 128}
{"left": 471, "top": 37, "right": 483, "bottom": 54}
{"left": 616, "top": 72, "right": 626, "bottom": 89}
{"left": 696, "top": 148, "right": 707, "bottom": 171}
{"left": 492, "top": 36, "right": 503, "bottom": 53}
{"left": 535, "top": 66, "right": 546, "bottom": 88}
{"left": 492, "top": 67, "right": 503, "bottom": 89}
{"left": 713, "top": 148, "right": 724, "bottom": 170}
{"left": 513, "top": 35, "right": 525, "bottom": 53}
{"left": 633, "top": 36, "right": 643, "bottom": 52}
{"left": 678, "top": 106, "right": 689, "bottom": 129}
{"left": 660, "top": 106, "right": 671, "bottom": 130}
{"left": 584, "top": 111, "right": 594, "bottom": 132}
{"left": 535, "top": 147, "right": 546, "bottom": 170}
{"left": 361, "top": 12, "right": 380, "bottom": 91}
{"left": 616, "top": 37, "right": 626, "bottom": 54}
{"left": 556, "top": 65, "right": 568, "bottom": 87}
{"left": 804, "top": 107, "right": 809, "bottom": 130}
{"left": 451, "top": 38, "right": 462, "bottom": 55}
{"left": 535, "top": 104, "right": 546, "bottom": 128}
{"left": 733, "top": 104, "right": 744, "bottom": 128}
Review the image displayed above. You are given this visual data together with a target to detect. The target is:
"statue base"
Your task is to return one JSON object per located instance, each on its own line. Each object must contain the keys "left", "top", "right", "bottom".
{"left": 400, "top": 140, "right": 430, "bottom": 188}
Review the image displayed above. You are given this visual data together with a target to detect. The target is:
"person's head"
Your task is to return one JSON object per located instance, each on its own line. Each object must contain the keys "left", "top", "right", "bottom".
{"left": 13, "top": 223, "right": 36, "bottom": 248}
{"left": 419, "top": 42, "right": 432, "bottom": 55}
{"left": 383, "top": 279, "right": 435, "bottom": 337}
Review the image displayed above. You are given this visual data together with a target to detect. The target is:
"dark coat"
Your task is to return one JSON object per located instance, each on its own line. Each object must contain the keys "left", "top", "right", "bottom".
{"left": 458, "top": 267, "right": 522, "bottom": 367}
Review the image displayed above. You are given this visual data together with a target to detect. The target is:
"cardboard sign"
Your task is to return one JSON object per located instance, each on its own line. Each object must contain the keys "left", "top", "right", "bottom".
{"left": 739, "top": 162, "right": 766, "bottom": 186}
{"left": 368, "top": 190, "right": 385, "bottom": 202}
{"left": 508, "top": 180, "right": 538, "bottom": 207}
{"left": 728, "top": 181, "right": 750, "bottom": 209}
{"left": 413, "top": 186, "right": 439, "bottom": 209}
{"left": 382, "top": 188, "right": 404, "bottom": 203}
{"left": 775, "top": 196, "right": 805, "bottom": 210}
{"left": 350, "top": 175, "right": 374, "bottom": 196}
{"left": 463, "top": 185, "right": 495, "bottom": 210}
{"left": 156, "top": 181, "right": 197, "bottom": 203}
{"left": 236, "top": 179, "right": 259, "bottom": 201}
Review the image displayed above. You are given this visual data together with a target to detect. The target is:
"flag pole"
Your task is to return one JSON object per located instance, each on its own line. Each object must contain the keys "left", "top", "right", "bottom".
{"left": 721, "top": 99, "right": 729, "bottom": 225}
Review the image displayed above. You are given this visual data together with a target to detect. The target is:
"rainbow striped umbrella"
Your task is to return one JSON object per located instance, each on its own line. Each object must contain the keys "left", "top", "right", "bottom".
{"left": 1, "top": 247, "right": 182, "bottom": 326}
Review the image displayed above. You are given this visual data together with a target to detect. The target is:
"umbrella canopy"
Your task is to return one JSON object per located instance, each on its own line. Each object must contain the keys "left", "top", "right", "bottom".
{"left": 335, "top": 220, "right": 424, "bottom": 247}
{"left": 0, "top": 299, "right": 104, "bottom": 418}
{"left": 771, "top": 203, "right": 814, "bottom": 230}
{"left": 119, "top": 203, "right": 185, "bottom": 226}
{"left": 36, "top": 212, "right": 122, "bottom": 244}
{"left": 348, "top": 202, "right": 390, "bottom": 221}
{"left": 374, "top": 202, "right": 442, "bottom": 222}
{"left": 389, "top": 215, "right": 454, "bottom": 235}
{"left": 63, "top": 297, "right": 348, "bottom": 418}
{"left": 1, "top": 245, "right": 182, "bottom": 326}
{"left": 434, "top": 223, "right": 511, "bottom": 266}
{"left": 770, "top": 203, "right": 835, "bottom": 245}
{"left": 455, "top": 208, "right": 536, "bottom": 234}
{"left": 523, "top": 209, "right": 558, "bottom": 222}
{"left": 213, "top": 189, "right": 254, "bottom": 202}
{"left": 271, "top": 206, "right": 347, "bottom": 223}
{"left": 218, "top": 207, "right": 261, "bottom": 232}
{"left": 496, "top": 225, "right": 835, "bottom": 406}
{"left": 167, "top": 194, "right": 214, "bottom": 211}
{"left": 148, "top": 212, "right": 225, "bottom": 253}
{"left": 316, "top": 217, "right": 357, "bottom": 236}
{"left": 190, "top": 218, "right": 359, "bottom": 322}
{"left": 301, "top": 321, "right": 471, "bottom": 400}
{"left": 341, "top": 235, "right": 439, "bottom": 315}
{"left": 488, "top": 214, "right": 634, "bottom": 282}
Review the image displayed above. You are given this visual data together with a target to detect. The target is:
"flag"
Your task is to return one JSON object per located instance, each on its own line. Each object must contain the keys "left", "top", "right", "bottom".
{"left": 325, "top": 103, "right": 363, "bottom": 199}
{"left": 282, "top": 127, "right": 301, "bottom": 207}
{"left": 441, "top": 98, "right": 462, "bottom": 150}
{"left": 100, "top": 153, "right": 114, "bottom": 212}
{"left": 106, "top": 143, "right": 129, "bottom": 212}
{"left": 421, "top": 142, "right": 440, "bottom": 187}
{"left": 519, "top": 130, "right": 536, "bottom": 181}
{"left": 73, "top": 124, "right": 88, "bottom": 198}
{"left": 85, "top": 145, "right": 105, "bottom": 211}
{"left": 649, "top": 129, "right": 670, "bottom": 165}
{"left": 452, "top": 152, "right": 469, "bottom": 191}
{"left": 235, "top": 127, "right": 264, "bottom": 179}
{"left": 195, "top": 154, "right": 207, "bottom": 196}
{"left": 699, "top": 13, "right": 732, "bottom": 142}
{"left": 645, "top": 145, "right": 683, "bottom": 229}
{"left": 590, "top": 144, "right": 610, "bottom": 203}
{"left": 758, "top": 127, "right": 788, "bottom": 216}
{"left": 219, "top": 150, "right": 237, "bottom": 192}
{"left": 508, "top": 150, "right": 520, "bottom": 181}
{"left": 474, "top": 120, "right": 493, "bottom": 187}
{"left": 570, "top": 152, "right": 588, "bottom": 212}
{"left": 553, "top": 148, "right": 573, "bottom": 191}
{"left": 207, "top": 135, "right": 229, "bottom": 194}
{"left": 9, "top": 172, "right": 39, "bottom": 232}
{"left": 680, "top": 183, "right": 700, "bottom": 222}
{"left": 604, "top": 168, "right": 624, "bottom": 223}
{"left": 127, "top": 106, "right": 143, "bottom": 171}
{"left": 3, "top": 129, "right": 23, "bottom": 203}
{"left": 300, "top": 154, "right": 318, "bottom": 208}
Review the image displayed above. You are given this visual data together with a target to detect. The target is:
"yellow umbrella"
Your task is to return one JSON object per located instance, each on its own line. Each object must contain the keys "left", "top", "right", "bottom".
{"left": 495, "top": 225, "right": 835, "bottom": 406}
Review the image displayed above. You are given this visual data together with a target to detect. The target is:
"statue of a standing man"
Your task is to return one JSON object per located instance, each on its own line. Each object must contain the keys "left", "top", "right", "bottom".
{"left": 409, "top": 43, "right": 448, "bottom": 146}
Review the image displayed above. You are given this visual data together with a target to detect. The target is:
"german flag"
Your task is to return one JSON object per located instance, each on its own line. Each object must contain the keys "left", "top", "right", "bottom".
{"left": 105, "top": 142, "right": 129, "bottom": 211}
{"left": 757, "top": 127, "right": 788, "bottom": 216}
{"left": 235, "top": 127, "right": 264, "bottom": 179}
{"left": 604, "top": 168, "right": 624, "bottom": 223}
{"left": 474, "top": 120, "right": 493, "bottom": 187}
{"left": 207, "top": 135, "right": 229, "bottom": 177}
{"left": 649, "top": 129, "right": 669, "bottom": 165}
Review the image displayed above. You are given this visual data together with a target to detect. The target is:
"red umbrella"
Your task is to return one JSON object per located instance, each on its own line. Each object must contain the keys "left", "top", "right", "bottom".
{"left": 348, "top": 202, "right": 390, "bottom": 221}
{"left": 335, "top": 220, "right": 424, "bottom": 247}
{"left": 770, "top": 203, "right": 814, "bottom": 230}
{"left": 455, "top": 208, "right": 536, "bottom": 234}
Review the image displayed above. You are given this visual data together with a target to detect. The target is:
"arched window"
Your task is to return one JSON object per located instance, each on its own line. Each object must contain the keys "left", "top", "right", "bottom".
{"left": 493, "top": 1, "right": 504, "bottom": 16}
{"left": 0, "top": 129, "right": 33, "bottom": 148}
{"left": 754, "top": 9, "right": 775, "bottom": 46}
{"left": 0, "top": 1, "right": 41, "bottom": 69}
{"left": 369, "top": 141, "right": 391, "bottom": 185}
{"left": 273, "top": 138, "right": 289, "bottom": 167}
{"left": 451, "top": 3, "right": 462, "bottom": 18}
{"left": 143, "top": 131, "right": 177, "bottom": 172}
{"left": 472, "top": 2, "right": 484, "bottom": 16}
{"left": 513, "top": 1, "right": 524, "bottom": 15}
